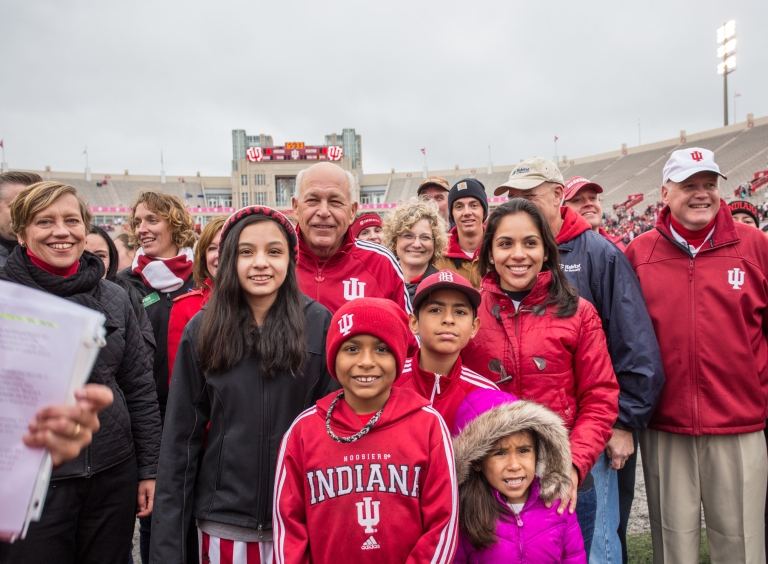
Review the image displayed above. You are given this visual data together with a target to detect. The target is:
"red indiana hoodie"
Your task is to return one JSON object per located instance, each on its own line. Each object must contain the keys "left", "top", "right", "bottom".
{"left": 556, "top": 206, "right": 592, "bottom": 245}
{"left": 394, "top": 351, "right": 499, "bottom": 433}
{"left": 273, "top": 386, "right": 458, "bottom": 564}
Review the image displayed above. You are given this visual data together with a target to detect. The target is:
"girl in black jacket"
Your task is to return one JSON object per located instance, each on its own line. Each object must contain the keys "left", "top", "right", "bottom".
{"left": 150, "top": 206, "right": 335, "bottom": 564}
{"left": 0, "top": 182, "right": 161, "bottom": 564}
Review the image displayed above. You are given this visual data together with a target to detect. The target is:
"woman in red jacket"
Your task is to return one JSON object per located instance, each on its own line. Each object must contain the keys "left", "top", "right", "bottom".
{"left": 461, "top": 198, "right": 619, "bottom": 556}
{"left": 167, "top": 217, "right": 226, "bottom": 383}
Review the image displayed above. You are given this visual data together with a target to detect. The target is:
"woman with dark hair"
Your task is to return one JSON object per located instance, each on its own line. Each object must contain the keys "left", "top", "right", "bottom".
{"left": 150, "top": 206, "right": 334, "bottom": 564}
{"left": 0, "top": 182, "right": 161, "bottom": 563}
{"left": 461, "top": 198, "right": 619, "bottom": 555}
{"left": 167, "top": 216, "right": 226, "bottom": 382}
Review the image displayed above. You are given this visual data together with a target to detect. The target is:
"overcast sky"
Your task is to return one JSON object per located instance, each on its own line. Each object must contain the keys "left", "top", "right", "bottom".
{"left": 1, "top": 0, "right": 766, "bottom": 178}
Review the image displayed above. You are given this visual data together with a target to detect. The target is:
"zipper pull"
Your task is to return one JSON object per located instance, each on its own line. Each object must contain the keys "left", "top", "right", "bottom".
{"left": 258, "top": 525, "right": 263, "bottom": 539}
{"left": 315, "top": 267, "right": 324, "bottom": 283}
{"left": 514, "top": 512, "right": 523, "bottom": 527}
{"left": 688, "top": 259, "right": 693, "bottom": 282}
{"left": 436, "top": 374, "right": 441, "bottom": 395}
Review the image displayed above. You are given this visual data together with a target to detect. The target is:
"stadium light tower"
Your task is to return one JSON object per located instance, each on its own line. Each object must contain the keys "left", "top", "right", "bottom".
{"left": 717, "top": 20, "right": 737, "bottom": 126}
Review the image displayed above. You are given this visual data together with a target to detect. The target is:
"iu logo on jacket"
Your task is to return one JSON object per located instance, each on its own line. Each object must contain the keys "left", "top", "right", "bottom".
{"left": 728, "top": 268, "right": 745, "bottom": 290}
{"left": 343, "top": 277, "right": 366, "bottom": 300}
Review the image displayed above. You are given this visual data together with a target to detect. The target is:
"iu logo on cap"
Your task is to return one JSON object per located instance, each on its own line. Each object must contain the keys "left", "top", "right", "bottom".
{"left": 438, "top": 271, "right": 454, "bottom": 282}
{"left": 338, "top": 313, "right": 354, "bottom": 336}
{"left": 728, "top": 268, "right": 745, "bottom": 290}
{"left": 343, "top": 278, "right": 366, "bottom": 301}
{"left": 691, "top": 151, "right": 704, "bottom": 162}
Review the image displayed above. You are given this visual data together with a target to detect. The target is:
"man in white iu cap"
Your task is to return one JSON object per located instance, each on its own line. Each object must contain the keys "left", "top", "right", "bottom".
{"left": 626, "top": 148, "right": 768, "bottom": 563}
{"left": 494, "top": 157, "right": 665, "bottom": 564}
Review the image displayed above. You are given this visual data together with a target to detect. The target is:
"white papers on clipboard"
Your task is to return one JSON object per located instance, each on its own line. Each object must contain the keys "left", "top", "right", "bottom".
{"left": 0, "top": 280, "right": 106, "bottom": 542}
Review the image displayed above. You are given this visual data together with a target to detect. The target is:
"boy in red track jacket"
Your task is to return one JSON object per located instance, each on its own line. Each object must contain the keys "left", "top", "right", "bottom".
{"left": 396, "top": 270, "right": 498, "bottom": 432}
{"left": 273, "top": 298, "right": 458, "bottom": 564}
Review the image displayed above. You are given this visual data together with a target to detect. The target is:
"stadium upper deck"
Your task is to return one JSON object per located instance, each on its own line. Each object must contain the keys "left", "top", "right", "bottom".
{"left": 10, "top": 113, "right": 767, "bottom": 227}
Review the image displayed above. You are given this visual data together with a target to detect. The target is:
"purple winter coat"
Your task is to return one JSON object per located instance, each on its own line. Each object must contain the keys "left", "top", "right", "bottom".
{"left": 452, "top": 389, "right": 587, "bottom": 564}
{"left": 454, "top": 478, "right": 585, "bottom": 564}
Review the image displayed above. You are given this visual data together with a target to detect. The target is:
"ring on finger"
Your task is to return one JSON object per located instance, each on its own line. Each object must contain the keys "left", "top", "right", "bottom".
{"left": 72, "top": 423, "right": 81, "bottom": 439}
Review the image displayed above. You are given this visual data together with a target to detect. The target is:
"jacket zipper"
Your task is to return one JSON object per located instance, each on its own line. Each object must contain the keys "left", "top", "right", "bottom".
{"left": 514, "top": 313, "right": 522, "bottom": 398}
{"left": 688, "top": 258, "right": 700, "bottom": 433}
{"left": 256, "top": 374, "right": 270, "bottom": 534}
{"left": 431, "top": 374, "right": 442, "bottom": 402}
{"left": 517, "top": 509, "right": 524, "bottom": 561}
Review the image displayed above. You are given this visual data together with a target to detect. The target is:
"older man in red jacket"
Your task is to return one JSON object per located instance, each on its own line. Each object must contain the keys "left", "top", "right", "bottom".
{"left": 292, "top": 162, "right": 412, "bottom": 315}
{"left": 626, "top": 147, "right": 768, "bottom": 564}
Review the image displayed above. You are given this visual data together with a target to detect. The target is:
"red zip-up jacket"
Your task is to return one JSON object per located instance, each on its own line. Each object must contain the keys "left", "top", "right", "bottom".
{"left": 625, "top": 201, "right": 768, "bottom": 435}
{"left": 461, "top": 271, "right": 619, "bottom": 482}
{"left": 394, "top": 351, "right": 499, "bottom": 433}
{"left": 273, "top": 387, "right": 458, "bottom": 564}
{"left": 167, "top": 279, "right": 211, "bottom": 385}
{"left": 297, "top": 228, "right": 412, "bottom": 315}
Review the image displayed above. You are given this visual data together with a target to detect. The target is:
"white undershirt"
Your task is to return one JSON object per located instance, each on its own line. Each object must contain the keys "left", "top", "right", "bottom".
{"left": 669, "top": 223, "right": 716, "bottom": 257}
{"left": 507, "top": 502, "right": 524, "bottom": 513}
{"left": 463, "top": 249, "right": 475, "bottom": 259}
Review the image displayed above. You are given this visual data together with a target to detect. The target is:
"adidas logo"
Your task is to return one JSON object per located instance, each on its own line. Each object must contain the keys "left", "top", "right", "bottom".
{"left": 361, "top": 535, "right": 380, "bottom": 550}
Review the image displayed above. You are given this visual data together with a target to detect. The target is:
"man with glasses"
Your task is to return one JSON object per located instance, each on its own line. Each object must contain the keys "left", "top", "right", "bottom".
{"left": 495, "top": 157, "right": 665, "bottom": 564}
{"left": 434, "top": 178, "right": 488, "bottom": 289}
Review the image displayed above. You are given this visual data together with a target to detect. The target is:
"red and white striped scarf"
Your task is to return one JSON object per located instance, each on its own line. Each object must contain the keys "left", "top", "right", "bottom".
{"left": 131, "top": 247, "right": 194, "bottom": 292}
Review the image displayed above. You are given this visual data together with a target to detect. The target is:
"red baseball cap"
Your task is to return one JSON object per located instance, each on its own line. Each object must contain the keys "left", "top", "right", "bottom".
{"left": 413, "top": 270, "right": 481, "bottom": 312}
{"left": 563, "top": 176, "right": 603, "bottom": 201}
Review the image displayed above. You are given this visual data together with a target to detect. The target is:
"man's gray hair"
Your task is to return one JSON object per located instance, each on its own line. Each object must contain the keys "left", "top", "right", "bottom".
{"left": 295, "top": 167, "right": 357, "bottom": 202}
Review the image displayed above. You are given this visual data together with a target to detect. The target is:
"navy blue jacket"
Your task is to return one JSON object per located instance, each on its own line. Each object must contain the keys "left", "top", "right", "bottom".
{"left": 557, "top": 208, "right": 665, "bottom": 429}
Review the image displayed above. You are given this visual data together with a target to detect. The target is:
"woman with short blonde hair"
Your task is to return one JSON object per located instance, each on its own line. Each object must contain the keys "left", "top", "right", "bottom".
{"left": 0, "top": 182, "right": 161, "bottom": 564}
{"left": 383, "top": 199, "right": 448, "bottom": 302}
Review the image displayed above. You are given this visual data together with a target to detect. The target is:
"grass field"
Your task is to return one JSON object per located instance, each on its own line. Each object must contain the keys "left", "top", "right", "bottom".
{"left": 627, "top": 530, "right": 710, "bottom": 563}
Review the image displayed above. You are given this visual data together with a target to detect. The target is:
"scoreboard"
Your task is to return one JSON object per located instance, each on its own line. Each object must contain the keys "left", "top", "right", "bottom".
{"left": 246, "top": 143, "right": 343, "bottom": 163}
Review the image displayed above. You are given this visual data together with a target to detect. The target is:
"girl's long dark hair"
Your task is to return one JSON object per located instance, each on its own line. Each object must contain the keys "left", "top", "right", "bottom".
{"left": 479, "top": 198, "right": 578, "bottom": 318}
{"left": 197, "top": 215, "right": 307, "bottom": 376}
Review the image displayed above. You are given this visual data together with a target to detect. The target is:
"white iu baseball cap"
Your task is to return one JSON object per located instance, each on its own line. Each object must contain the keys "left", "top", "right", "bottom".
{"left": 662, "top": 148, "right": 727, "bottom": 184}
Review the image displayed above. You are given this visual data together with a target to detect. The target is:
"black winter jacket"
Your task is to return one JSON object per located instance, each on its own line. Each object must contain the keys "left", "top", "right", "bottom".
{"left": 150, "top": 297, "right": 335, "bottom": 563}
{"left": 0, "top": 251, "right": 162, "bottom": 481}
{"left": 117, "top": 268, "right": 195, "bottom": 410}
{"left": 559, "top": 226, "right": 665, "bottom": 430}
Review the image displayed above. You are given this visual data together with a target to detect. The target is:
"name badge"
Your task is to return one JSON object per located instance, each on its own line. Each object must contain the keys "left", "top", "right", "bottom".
{"left": 142, "top": 292, "right": 160, "bottom": 308}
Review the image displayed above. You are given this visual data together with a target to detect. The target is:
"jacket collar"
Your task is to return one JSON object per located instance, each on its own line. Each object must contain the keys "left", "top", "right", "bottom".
{"left": 556, "top": 206, "right": 592, "bottom": 248}
{"left": 480, "top": 270, "right": 552, "bottom": 309}
{"left": 493, "top": 477, "right": 541, "bottom": 514}
{"left": 655, "top": 199, "right": 740, "bottom": 256}
{"left": 297, "top": 226, "right": 355, "bottom": 270}
{"left": 407, "top": 350, "right": 463, "bottom": 401}
{"left": 444, "top": 225, "right": 483, "bottom": 260}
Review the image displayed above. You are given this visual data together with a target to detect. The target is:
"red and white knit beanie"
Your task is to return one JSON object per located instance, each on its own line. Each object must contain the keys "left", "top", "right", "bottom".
{"left": 326, "top": 298, "right": 411, "bottom": 381}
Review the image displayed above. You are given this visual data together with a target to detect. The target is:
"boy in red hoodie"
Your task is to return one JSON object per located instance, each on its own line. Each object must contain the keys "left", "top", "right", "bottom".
{"left": 396, "top": 270, "right": 498, "bottom": 432}
{"left": 273, "top": 298, "right": 458, "bottom": 564}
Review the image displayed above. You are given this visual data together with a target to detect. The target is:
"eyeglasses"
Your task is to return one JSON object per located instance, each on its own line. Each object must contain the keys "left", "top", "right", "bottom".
{"left": 399, "top": 233, "right": 434, "bottom": 243}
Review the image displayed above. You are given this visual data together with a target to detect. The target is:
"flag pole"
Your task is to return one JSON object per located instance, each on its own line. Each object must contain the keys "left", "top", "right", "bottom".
{"left": 554, "top": 136, "right": 559, "bottom": 163}
{"left": 422, "top": 147, "right": 427, "bottom": 178}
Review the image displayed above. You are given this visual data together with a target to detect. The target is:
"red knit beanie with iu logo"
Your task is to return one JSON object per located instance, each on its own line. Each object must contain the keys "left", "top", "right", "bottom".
{"left": 326, "top": 298, "right": 411, "bottom": 381}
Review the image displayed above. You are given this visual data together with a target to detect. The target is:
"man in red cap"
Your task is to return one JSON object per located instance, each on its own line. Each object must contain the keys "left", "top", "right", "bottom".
{"left": 563, "top": 177, "right": 625, "bottom": 251}
{"left": 626, "top": 148, "right": 768, "bottom": 563}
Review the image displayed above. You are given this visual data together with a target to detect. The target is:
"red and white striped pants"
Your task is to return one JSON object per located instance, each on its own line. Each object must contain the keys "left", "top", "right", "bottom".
{"left": 198, "top": 530, "right": 273, "bottom": 564}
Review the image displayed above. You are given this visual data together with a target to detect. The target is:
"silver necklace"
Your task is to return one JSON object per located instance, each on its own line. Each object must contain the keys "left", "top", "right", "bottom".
{"left": 325, "top": 391, "right": 385, "bottom": 443}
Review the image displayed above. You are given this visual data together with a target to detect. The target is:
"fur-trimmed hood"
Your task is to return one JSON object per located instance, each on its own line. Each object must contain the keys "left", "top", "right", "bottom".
{"left": 452, "top": 389, "right": 573, "bottom": 502}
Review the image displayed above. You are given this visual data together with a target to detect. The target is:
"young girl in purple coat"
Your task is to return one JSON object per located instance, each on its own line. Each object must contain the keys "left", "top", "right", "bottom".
{"left": 453, "top": 389, "right": 586, "bottom": 564}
